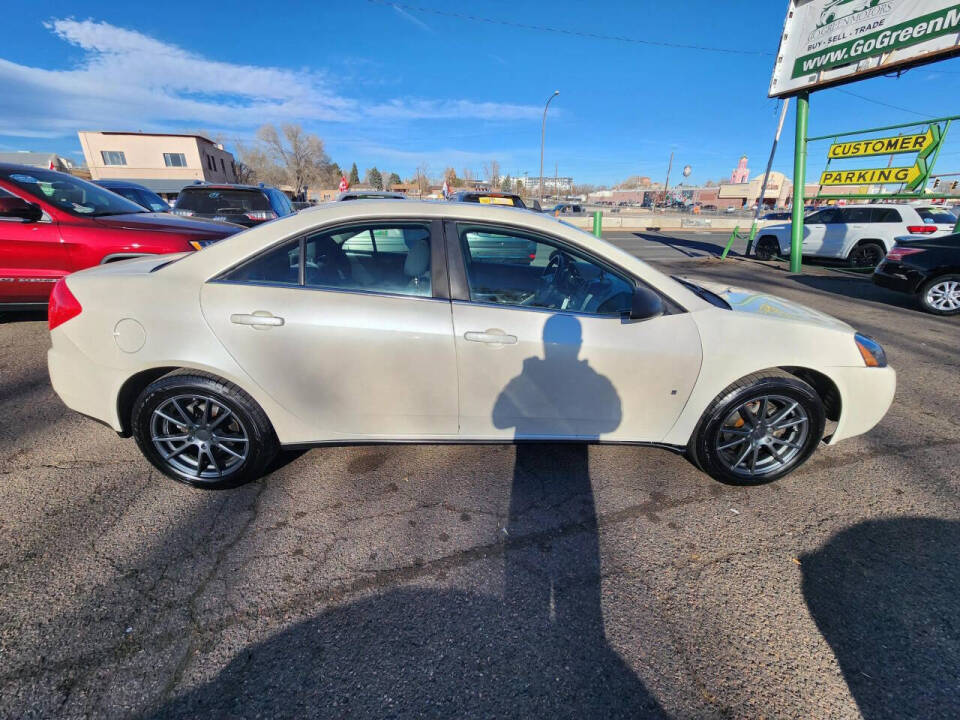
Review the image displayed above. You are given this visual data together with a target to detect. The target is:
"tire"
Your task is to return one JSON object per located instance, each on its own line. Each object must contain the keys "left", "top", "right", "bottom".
{"left": 688, "top": 371, "right": 826, "bottom": 485}
{"left": 754, "top": 237, "right": 780, "bottom": 261}
{"left": 847, "top": 241, "right": 885, "bottom": 269}
{"left": 918, "top": 274, "right": 960, "bottom": 316}
{"left": 132, "top": 372, "right": 279, "bottom": 488}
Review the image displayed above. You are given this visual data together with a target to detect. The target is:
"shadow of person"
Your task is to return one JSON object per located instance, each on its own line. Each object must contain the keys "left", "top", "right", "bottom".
{"left": 802, "top": 517, "right": 960, "bottom": 719}
{"left": 150, "top": 315, "right": 664, "bottom": 718}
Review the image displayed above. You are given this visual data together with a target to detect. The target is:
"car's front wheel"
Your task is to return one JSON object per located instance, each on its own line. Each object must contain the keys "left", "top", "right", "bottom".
{"left": 918, "top": 274, "right": 960, "bottom": 315}
{"left": 689, "top": 372, "right": 826, "bottom": 485}
{"left": 132, "top": 372, "right": 278, "bottom": 488}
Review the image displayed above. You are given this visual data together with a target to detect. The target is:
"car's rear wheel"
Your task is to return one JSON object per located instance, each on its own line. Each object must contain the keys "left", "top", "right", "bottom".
{"left": 918, "top": 274, "right": 960, "bottom": 315}
{"left": 689, "top": 372, "right": 826, "bottom": 485}
{"left": 132, "top": 372, "right": 278, "bottom": 488}
{"left": 754, "top": 237, "right": 780, "bottom": 261}
{"left": 847, "top": 241, "right": 885, "bottom": 269}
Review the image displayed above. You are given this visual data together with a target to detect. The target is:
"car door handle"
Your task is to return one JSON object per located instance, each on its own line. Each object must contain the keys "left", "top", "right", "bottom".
{"left": 231, "top": 311, "right": 285, "bottom": 328}
{"left": 464, "top": 330, "right": 517, "bottom": 345}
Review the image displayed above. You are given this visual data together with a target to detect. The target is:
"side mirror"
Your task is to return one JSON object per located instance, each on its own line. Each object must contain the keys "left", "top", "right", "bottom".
{"left": 0, "top": 196, "right": 43, "bottom": 222}
{"left": 629, "top": 285, "right": 664, "bottom": 321}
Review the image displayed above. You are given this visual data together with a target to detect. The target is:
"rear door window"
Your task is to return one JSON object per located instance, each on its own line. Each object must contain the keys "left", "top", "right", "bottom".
{"left": 871, "top": 208, "right": 903, "bottom": 223}
{"left": 221, "top": 223, "right": 433, "bottom": 298}
{"left": 841, "top": 208, "right": 872, "bottom": 223}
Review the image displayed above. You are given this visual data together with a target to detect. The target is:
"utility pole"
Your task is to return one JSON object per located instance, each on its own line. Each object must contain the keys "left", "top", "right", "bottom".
{"left": 555, "top": 163, "right": 559, "bottom": 203}
{"left": 747, "top": 97, "right": 791, "bottom": 255}
{"left": 662, "top": 151, "right": 674, "bottom": 208}
{"left": 539, "top": 90, "right": 560, "bottom": 203}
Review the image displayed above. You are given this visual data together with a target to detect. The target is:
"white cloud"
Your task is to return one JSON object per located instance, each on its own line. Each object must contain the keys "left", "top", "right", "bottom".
{"left": 351, "top": 143, "right": 510, "bottom": 167}
{"left": 0, "top": 18, "right": 540, "bottom": 138}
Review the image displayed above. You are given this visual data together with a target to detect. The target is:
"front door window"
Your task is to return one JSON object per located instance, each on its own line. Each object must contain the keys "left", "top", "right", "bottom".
{"left": 459, "top": 227, "right": 634, "bottom": 315}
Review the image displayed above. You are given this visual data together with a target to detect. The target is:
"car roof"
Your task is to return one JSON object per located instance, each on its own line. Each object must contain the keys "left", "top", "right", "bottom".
{"left": 94, "top": 179, "right": 154, "bottom": 190}
{"left": 163, "top": 199, "right": 710, "bottom": 311}
{"left": 180, "top": 183, "right": 273, "bottom": 192}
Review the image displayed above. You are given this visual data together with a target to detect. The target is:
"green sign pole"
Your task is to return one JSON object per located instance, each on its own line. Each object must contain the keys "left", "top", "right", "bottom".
{"left": 790, "top": 92, "right": 809, "bottom": 273}
{"left": 592, "top": 210, "right": 603, "bottom": 238}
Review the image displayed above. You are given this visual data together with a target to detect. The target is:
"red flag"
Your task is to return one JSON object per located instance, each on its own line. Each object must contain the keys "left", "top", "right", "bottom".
{"left": 339, "top": 176, "right": 349, "bottom": 192}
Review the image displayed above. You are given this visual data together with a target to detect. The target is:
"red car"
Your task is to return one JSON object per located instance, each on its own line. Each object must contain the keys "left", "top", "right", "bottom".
{"left": 0, "top": 163, "right": 241, "bottom": 309}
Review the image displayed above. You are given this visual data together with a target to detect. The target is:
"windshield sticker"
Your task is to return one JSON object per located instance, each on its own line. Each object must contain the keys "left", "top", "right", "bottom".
{"left": 9, "top": 174, "right": 39, "bottom": 183}
{"left": 72, "top": 204, "right": 95, "bottom": 214}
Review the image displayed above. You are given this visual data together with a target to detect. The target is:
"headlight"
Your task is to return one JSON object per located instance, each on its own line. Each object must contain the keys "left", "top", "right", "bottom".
{"left": 854, "top": 333, "right": 887, "bottom": 368}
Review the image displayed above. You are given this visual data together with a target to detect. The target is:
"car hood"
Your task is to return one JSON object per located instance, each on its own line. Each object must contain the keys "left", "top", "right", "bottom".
{"left": 91, "top": 212, "right": 243, "bottom": 236}
{"left": 683, "top": 277, "right": 854, "bottom": 332}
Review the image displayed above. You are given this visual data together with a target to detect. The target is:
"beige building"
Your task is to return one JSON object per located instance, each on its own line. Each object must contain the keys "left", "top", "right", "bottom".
{"left": 77, "top": 131, "right": 238, "bottom": 196}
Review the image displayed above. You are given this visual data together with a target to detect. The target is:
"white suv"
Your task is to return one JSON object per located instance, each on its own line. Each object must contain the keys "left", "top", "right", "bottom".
{"left": 754, "top": 204, "right": 958, "bottom": 267}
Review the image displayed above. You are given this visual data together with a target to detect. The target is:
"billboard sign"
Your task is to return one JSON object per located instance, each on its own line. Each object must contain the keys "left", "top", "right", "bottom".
{"left": 819, "top": 163, "right": 923, "bottom": 186}
{"left": 827, "top": 126, "right": 938, "bottom": 158}
{"left": 769, "top": 1, "right": 960, "bottom": 97}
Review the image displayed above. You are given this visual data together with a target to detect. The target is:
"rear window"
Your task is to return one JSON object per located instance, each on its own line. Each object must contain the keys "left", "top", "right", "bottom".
{"left": 916, "top": 208, "right": 957, "bottom": 225}
{"left": 175, "top": 188, "right": 270, "bottom": 214}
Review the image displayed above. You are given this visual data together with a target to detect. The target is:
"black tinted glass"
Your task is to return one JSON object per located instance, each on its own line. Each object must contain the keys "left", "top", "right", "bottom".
{"left": 176, "top": 189, "right": 270, "bottom": 213}
{"left": 871, "top": 208, "right": 902, "bottom": 223}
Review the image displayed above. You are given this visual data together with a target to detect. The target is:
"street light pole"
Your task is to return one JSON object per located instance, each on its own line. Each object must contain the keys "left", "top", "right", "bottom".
{"left": 539, "top": 90, "right": 559, "bottom": 203}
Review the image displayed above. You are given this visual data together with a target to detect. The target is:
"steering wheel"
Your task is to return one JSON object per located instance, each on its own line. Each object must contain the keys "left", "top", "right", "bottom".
{"left": 537, "top": 251, "right": 585, "bottom": 307}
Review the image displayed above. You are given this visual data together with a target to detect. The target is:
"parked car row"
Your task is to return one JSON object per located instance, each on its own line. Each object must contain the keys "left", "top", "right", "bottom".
{"left": 748, "top": 200, "right": 959, "bottom": 316}
{"left": 0, "top": 164, "right": 244, "bottom": 308}
{"left": 753, "top": 204, "right": 957, "bottom": 268}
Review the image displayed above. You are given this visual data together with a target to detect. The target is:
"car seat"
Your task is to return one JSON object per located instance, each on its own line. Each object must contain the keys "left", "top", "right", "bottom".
{"left": 403, "top": 232, "right": 431, "bottom": 295}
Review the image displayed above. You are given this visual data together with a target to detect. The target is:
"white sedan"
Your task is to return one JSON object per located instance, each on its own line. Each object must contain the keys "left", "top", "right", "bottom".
{"left": 48, "top": 201, "right": 896, "bottom": 487}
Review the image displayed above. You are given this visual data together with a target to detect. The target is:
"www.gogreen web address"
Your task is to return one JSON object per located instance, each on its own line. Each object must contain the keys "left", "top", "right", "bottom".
{"left": 792, "top": 5, "right": 960, "bottom": 77}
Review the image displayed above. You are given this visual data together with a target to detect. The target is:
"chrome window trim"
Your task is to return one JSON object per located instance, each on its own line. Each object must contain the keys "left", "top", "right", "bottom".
{"left": 209, "top": 278, "right": 451, "bottom": 305}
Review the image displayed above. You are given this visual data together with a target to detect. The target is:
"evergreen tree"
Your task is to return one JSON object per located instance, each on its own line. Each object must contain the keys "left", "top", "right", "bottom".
{"left": 366, "top": 167, "right": 384, "bottom": 190}
{"left": 349, "top": 163, "right": 360, "bottom": 186}
{"left": 387, "top": 172, "right": 402, "bottom": 188}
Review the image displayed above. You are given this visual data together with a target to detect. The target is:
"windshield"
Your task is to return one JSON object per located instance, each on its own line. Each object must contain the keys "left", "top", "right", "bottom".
{"left": 1, "top": 168, "right": 146, "bottom": 217}
{"left": 175, "top": 188, "right": 270, "bottom": 214}
{"left": 111, "top": 186, "right": 169, "bottom": 213}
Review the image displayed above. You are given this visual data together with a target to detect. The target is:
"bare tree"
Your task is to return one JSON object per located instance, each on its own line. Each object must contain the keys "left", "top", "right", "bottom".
{"left": 415, "top": 163, "right": 431, "bottom": 196}
{"left": 484, "top": 160, "right": 501, "bottom": 187}
{"left": 256, "top": 124, "right": 331, "bottom": 198}
{"left": 461, "top": 167, "right": 475, "bottom": 187}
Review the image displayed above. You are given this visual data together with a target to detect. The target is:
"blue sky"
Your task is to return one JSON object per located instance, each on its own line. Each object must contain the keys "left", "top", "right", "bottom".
{"left": 3, "top": 0, "right": 960, "bottom": 186}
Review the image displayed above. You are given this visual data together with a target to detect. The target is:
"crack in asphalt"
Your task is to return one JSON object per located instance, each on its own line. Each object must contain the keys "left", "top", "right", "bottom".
{"left": 154, "top": 480, "right": 267, "bottom": 710}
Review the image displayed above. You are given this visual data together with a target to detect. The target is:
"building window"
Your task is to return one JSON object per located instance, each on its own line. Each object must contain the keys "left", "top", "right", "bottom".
{"left": 220, "top": 158, "right": 226, "bottom": 174}
{"left": 207, "top": 155, "right": 216, "bottom": 171}
{"left": 163, "top": 152, "right": 187, "bottom": 167}
{"left": 101, "top": 151, "right": 127, "bottom": 166}
{"left": 231, "top": 161, "right": 236, "bottom": 178}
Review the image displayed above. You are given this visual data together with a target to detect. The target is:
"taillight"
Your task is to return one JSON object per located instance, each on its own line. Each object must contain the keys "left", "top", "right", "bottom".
{"left": 48, "top": 279, "right": 82, "bottom": 331}
{"left": 244, "top": 210, "right": 277, "bottom": 222}
{"left": 906, "top": 225, "right": 937, "bottom": 234}
{"left": 885, "top": 246, "right": 925, "bottom": 262}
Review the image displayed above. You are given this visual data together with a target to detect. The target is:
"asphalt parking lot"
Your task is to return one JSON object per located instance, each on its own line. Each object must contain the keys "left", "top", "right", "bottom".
{"left": 2, "top": 239, "right": 959, "bottom": 719}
